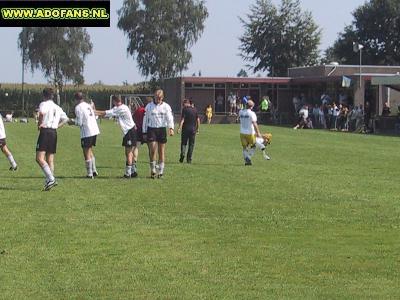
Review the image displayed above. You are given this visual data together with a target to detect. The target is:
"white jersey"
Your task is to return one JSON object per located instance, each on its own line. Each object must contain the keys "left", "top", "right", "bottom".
{"left": 0, "top": 114, "right": 6, "bottom": 139}
{"left": 142, "top": 101, "right": 174, "bottom": 133}
{"left": 239, "top": 109, "right": 257, "bottom": 135}
{"left": 105, "top": 104, "right": 135, "bottom": 135}
{"left": 39, "top": 100, "right": 69, "bottom": 129}
{"left": 75, "top": 101, "right": 100, "bottom": 138}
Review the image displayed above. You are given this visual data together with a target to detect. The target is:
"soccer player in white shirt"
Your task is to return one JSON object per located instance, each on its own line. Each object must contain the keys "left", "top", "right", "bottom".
{"left": 142, "top": 89, "right": 174, "bottom": 178}
{"left": 74, "top": 92, "right": 100, "bottom": 178}
{"left": 0, "top": 114, "right": 18, "bottom": 171}
{"left": 96, "top": 95, "right": 139, "bottom": 178}
{"left": 239, "top": 100, "right": 261, "bottom": 166}
{"left": 36, "top": 88, "right": 69, "bottom": 191}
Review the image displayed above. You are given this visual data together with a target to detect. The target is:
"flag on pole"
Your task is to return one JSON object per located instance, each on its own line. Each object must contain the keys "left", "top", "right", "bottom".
{"left": 342, "top": 76, "right": 352, "bottom": 88}
{"left": 353, "top": 42, "right": 364, "bottom": 52}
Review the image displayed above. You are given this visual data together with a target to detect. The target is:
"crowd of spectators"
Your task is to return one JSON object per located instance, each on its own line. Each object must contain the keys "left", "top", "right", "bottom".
{"left": 292, "top": 93, "right": 376, "bottom": 134}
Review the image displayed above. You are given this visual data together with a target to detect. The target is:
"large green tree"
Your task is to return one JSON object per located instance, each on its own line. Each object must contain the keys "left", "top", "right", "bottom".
{"left": 239, "top": 0, "right": 321, "bottom": 76}
{"left": 325, "top": 0, "right": 400, "bottom": 65}
{"left": 18, "top": 27, "right": 92, "bottom": 93}
{"left": 117, "top": 0, "right": 208, "bottom": 81}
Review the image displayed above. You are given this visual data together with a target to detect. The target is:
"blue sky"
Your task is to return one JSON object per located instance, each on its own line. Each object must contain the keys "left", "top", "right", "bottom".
{"left": 0, "top": 0, "right": 366, "bottom": 85}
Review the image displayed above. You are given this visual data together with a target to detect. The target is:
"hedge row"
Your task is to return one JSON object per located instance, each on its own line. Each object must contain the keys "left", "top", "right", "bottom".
{"left": 0, "top": 83, "right": 151, "bottom": 117}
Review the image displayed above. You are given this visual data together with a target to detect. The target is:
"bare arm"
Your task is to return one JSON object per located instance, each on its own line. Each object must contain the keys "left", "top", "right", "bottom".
{"left": 38, "top": 112, "right": 44, "bottom": 129}
{"left": 177, "top": 116, "right": 184, "bottom": 133}
{"left": 95, "top": 110, "right": 106, "bottom": 117}
{"left": 253, "top": 121, "right": 261, "bottom": 138}
{"left": 196, "top": 117, "right": 200, "bottom": 133}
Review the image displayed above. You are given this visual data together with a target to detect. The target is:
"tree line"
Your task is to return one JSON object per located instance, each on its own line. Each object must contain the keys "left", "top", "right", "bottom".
{"left": 17, "top": 0, "right": 400, "bottom": 93}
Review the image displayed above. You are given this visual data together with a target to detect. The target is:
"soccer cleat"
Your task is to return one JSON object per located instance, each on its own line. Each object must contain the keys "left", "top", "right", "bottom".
{"left": 123, "top": 174, "right": 131, "bottom": 179}
{"left": 9, "top": 165, "right": 17, "bottom": 171}
{"left": 179, "top": 155, "right": 184, "bottom": 163}
{"left": 244, "top": 158, "right": 252, "bottom": 166}
{"left": 263, "top": 154, "right": 271, "bottom": 160}
{"left": 150, "top": 172, "right": 156, "bottom": 179}
{"left": 131, "top": 172, "right": 138, "bottom": 178}
{"left": 93, "top": 171, "right": 98, "bottom": 177}
{"left": 86, "top": 175, "right": 94, "bottom": 179}
{"left": 157, "top": 173, "right": 163, "bottom": 179}
{"left": 187, "top": 159, "right": 192, "bottom": 164}
{"left": 43, "top": 180, "right": 57, "bottom": 191}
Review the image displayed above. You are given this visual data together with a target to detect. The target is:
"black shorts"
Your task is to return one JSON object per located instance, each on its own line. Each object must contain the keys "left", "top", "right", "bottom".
{"left": 36, "top": 128, "right": 57, "bottom": 154}
{"left": 0, "top": 138, "right": 6, "bottom": 148}
{"left": 122, "top": 127, "right": 137, "bottom": 147}
{"left": 146, "top": 127, "right": 167, "bottom": 144}
{"left": 81, "top": 135, "right": 97, "bottom": 148}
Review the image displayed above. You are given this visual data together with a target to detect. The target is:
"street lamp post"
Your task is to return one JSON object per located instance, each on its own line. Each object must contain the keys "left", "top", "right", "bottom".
{"left": 353, "top": 42, "right": 364, "bottom": 88}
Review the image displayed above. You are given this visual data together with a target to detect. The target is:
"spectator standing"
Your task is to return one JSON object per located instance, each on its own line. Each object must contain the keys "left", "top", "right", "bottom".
{"left": 364, "top": 101, "right": 372, "bottom": 132}
{"left": 312, "top": 104, "right": 320, "bottom": 128}
{"left": 228, "top": 92, "right": 237, "bottom": 116}
{"left": 205, "top": 104, "right": 213, "bottom": 124}
{"left": 216, "top": 94, "right": 224, "bottom": 113}
{"left": 382, "top": 101, "right": 391, "bottom": 116}
{"left": 319, "top": 104, "right": 326, "bottom": 129}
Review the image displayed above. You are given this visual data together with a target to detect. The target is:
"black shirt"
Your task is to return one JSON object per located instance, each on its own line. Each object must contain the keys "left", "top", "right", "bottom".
{"left": 181, "top": 106, "right": 198, "bottom": 132}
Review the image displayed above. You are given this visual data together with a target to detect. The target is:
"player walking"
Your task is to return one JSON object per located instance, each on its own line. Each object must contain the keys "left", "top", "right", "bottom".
{"left": 36, "top": 88, "right": 69, "bottom": 191}
{"left": 74, "top": 92, "right": 100, "bottom": 178}
{"left": 177, "top": 99, "right": 200, "bottom": 163}
{"left": 239, "top": 100, "right": 261, "bottom": 166}
{"left": 142, "top": 89, "right": 174, "bottom": 178}
{"left": 96, "top": 95, "right": 138, "bottom": 178}
{"left": 0, "top": 113, "right": 18, "bottom": 171}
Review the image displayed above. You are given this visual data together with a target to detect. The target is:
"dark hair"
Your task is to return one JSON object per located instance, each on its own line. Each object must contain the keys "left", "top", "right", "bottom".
{"left": 74, "top": 92, "right": 84, "bottom": 101}
{"left": 112, "top": 95, "right": 121, "bottom": 102}
{"left": 43, "top": 88, "right": 54, "bottom": 99}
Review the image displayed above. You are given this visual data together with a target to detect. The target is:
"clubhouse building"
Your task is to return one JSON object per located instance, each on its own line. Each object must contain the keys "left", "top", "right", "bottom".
{"left": 163, "top": 64, "right": 400, "bottom": 122}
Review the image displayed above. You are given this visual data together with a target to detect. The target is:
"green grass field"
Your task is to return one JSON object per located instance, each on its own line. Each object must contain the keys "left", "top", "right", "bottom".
{"left": 0, "top": 120, "right": 399, "bottom": 299}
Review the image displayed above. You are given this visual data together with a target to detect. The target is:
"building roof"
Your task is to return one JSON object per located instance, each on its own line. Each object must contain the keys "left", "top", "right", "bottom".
{"left": 371, "top": 75, "right": 400, "bottom": 91}
{"left": 180, "top": 76, "right": 291, "bottom": 84}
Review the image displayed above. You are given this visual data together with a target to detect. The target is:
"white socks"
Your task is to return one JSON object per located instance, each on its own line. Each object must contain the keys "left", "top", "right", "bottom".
{"left": 243, "top": 149, "right": 249, "bottom": 160}
{"left": 42, "top": 163, "right": 55, "bottom": 183}
{"left": 248, "top": 147, "right": 256, "bottom": 159}
{"left": 150, "top": 161, "right": 156, "bottom": 174}
{"left": 158, "top": 162, "right": 164, "bottom": 175}
{"left": 7, "top": 154, "right": 17, "bottom": 168}
{"left": 85, "top": 160, "right": 93, "bottom": 176}
{"left": 125, "top": 164, "right": 132, "bottom": 176}
{"left": 91, "top": 156, "right": 97, "bottom": 174}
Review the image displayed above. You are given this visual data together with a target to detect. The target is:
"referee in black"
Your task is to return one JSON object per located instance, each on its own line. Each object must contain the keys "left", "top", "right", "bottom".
{"left": 177, "top": 99, "right": 200, "bottom": 163}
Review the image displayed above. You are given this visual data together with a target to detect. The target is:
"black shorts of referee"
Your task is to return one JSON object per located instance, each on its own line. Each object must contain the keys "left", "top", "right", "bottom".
{"left": 146, "top": 127, "right": 167, "bottom": 144}
{"left": 81, "top": 135, "right": 97, "bottom": 148}
{"left": 36, "top": 128, "right": 57, "bottom": 154}
{"left": 122, "top": 127, "right": 138, "bottom": 147}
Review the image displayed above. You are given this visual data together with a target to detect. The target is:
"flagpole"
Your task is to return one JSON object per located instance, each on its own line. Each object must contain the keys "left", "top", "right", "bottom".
{"left": 359, "top": 47, "right": 362, "bottom": 88}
